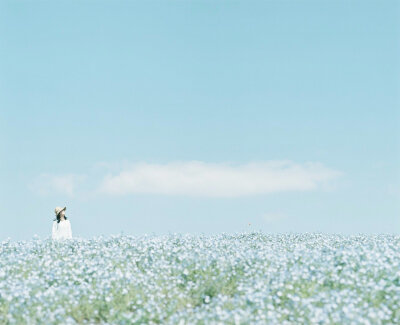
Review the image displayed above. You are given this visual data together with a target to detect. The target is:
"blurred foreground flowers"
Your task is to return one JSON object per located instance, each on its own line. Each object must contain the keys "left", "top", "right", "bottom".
{"left": 0, "top": 232, "right": 399, "bottom": 324}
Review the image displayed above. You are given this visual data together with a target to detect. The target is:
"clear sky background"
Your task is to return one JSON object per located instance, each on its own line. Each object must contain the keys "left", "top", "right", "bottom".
{"left": 1, "top": 0, "right": 399, "bottom": 240}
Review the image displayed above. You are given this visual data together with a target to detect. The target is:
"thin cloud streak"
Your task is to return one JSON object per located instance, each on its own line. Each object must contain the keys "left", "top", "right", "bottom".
{"left": 262, "top": 212, "right": 288, "bottom": 224}
{"left": 96, "top": 160, "right": 343, "bottom": 197}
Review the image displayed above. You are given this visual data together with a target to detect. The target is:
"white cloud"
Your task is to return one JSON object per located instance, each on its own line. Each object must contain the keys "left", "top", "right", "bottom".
{"left": 28, "top": 173, "right": 87, "bottom": 197}
{"left": 96, "top": 160, "right": 343, "bottom": 197}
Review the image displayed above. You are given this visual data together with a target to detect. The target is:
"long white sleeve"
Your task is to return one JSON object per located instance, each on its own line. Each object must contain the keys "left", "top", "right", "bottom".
{"left": 67, "top": 221, "right": 72, "bottom": 238}
{"left": 52, "top": 221, "right": 58, "bottom": 239}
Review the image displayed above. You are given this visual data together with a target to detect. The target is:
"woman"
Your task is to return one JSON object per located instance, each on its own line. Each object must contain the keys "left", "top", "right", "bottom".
{"left": 52, "top": 206, "right": 72, "bottom": 240}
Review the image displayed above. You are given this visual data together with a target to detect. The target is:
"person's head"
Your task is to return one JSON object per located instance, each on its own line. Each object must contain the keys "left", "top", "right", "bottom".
{"left": 54, "top": 206, "right": 67, "bottom": 223}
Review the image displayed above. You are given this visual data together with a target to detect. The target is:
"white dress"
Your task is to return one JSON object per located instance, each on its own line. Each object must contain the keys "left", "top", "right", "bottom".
{"left": 52, "top": 219, "right": 72, "bottom": 240}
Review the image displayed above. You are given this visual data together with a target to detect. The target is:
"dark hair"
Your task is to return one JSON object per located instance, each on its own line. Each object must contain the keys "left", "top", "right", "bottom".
{"left": 53, "top": 213, "right": 68, "bottom": 223}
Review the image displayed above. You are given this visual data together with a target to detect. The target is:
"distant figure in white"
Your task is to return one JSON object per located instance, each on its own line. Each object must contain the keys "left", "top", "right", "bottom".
{"left": 52, "top": 206, "right": 72, "bottom": 240}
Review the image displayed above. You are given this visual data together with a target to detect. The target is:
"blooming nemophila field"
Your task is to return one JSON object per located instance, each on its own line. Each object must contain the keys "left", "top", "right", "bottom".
{"left": 0, "top": 232, "right": 399, "bottom": 324}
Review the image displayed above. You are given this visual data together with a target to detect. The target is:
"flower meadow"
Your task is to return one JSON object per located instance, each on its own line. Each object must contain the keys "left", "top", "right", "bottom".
{"left": 1, "top": 232, "right": 399, "bottom": 325}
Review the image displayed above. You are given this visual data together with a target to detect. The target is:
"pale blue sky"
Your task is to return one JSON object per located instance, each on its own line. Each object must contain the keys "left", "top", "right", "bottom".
{"left": 1, "top": 0, "right": 399, "bottom": 240}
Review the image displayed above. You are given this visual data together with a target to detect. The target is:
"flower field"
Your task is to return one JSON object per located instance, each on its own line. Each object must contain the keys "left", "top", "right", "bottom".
{"left": 1, "top": 232, "right": 399, "bottom": 324}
